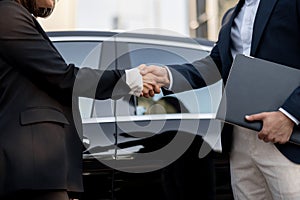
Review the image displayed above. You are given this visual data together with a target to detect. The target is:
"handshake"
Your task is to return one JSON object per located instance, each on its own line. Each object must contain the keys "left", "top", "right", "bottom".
{"left": 136, "top": 64, "right": 171, "bottom": 98}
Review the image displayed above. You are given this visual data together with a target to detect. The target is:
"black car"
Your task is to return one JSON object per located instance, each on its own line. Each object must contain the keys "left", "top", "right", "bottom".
{"left": 48, "top": 30, "right": 233, "bottom": 200}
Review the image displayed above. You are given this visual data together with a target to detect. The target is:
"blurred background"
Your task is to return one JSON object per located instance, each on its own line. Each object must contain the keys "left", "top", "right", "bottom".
{"left": 39, "top": 0, "right": 237, "bottom": 41}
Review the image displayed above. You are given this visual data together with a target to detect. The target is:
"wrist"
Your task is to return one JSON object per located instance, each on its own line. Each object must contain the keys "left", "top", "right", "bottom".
{"left": 162, "top": 67, "right": 170, "bottom": 87}
{"left": 278, "top": 111, "right": 295, "bottom": 126}
{"left": 279, "top": 108, "right": 299, "bottom": 125}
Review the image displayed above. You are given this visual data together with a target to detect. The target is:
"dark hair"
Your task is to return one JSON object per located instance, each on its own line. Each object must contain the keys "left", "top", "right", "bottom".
{"left": 14, "top": 0, "right": 37, "bottom": 14}
{"left": 14, "top": 0, "right": 55, "bottom": 18}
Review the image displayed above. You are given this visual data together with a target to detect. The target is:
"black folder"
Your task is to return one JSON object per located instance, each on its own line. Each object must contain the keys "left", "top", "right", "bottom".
{"left": 216, "top": 54, "right": 300, "bottom": 145}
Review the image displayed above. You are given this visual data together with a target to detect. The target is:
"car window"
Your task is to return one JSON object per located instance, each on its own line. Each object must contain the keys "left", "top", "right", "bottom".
{"left": 128, "top": 44, "right": 208, "bottom": 67}
{"left": 53, "top": 41, "right": 115, "bottom": 119}
{"left": 53, "top": 41, "right": 101, "bottom": 67}
{"left": 52, "top": 38, "right": 222, "bottom": 119}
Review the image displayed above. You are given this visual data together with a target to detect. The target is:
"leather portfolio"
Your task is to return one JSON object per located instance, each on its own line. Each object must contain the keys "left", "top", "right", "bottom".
{"left": 216, "top": 54, "right": 300, "bottom": 145}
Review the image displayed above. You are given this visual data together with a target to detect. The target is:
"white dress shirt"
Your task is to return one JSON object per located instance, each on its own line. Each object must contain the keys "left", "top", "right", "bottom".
{"left": 231, "top": 0, "right": 260, "bottom": 59}
{"left": 125, "top": 68, "right": 143, "bottom": 97}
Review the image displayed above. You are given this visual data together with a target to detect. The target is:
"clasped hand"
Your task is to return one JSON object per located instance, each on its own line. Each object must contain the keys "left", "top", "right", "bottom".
{"left": 137, "top": 64, "right": 170, "bottom": 98}
{"left": 246, "top": 111, "right": 294, "bottom": 144}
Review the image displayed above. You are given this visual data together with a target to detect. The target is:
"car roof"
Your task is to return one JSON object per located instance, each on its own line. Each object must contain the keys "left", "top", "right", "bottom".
{"left": 47, "top": 30, "right": 214, "bottom": 51}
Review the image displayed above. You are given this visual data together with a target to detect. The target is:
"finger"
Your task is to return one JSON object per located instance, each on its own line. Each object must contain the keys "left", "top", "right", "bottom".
{"left": 258, "top": 132, "right": 265, "bottom": 140}
{"left": 258, "top": 130, "right": 268, "bottom": 141}
{"left": 258, "top": 130, "right": 270, "bottom": 142}
{"left": 149, "top": 90, "right": 155, "bottom": 97}
{"left": 143, "top": 75, "right": 156, "bottom": 86}
{"left": 263, "top": 137, "right": 270, "bottom": 143}
{"left": 140, "top": 66, "right": 158, "bottom": 75}
{"left": 142, "top": 83, "right": 155, "bottom": 98}
{"left": 271, "top": 138, "right": 277, "bottom": 143}
{"left": 138, "top": 64, "right": 147, "bottom": 70}
{"left": 142, "top": 85, "right": 151, "bottom": 95}
{"left": 153, "top": 85, "right": 161, "bottom": 93}
{"left": 143, "top": 92, "right": 150, "bottom": 98}
{"left": 144, "top": 75, "right": 167, "bottom": 88}
{"left": 142, "top": 87, "right": 151, "bottom": 98}
{"left": 143, "top": 83, "right": 154, "bottom": 91}
{"left": 245, "top": 113, "right": 267, "bottom": 121}
{"left": 144, "top": 81, "right": 160, "bottom": 94}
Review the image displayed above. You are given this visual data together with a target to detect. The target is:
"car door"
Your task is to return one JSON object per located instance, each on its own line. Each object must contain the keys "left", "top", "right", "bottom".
{"left": 110, "top": 33, "right": 223, "bottom": 199}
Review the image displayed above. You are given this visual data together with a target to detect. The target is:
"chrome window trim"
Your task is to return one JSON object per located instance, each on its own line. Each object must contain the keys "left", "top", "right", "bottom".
{"left": 82, "top": 113, "right": 216, "bottom": 124}
{"left": 49, "top": 36, "right": 109, "bottom": 42}
{"left": 49, "top": 36, "right": 212, "bottom": 51}
{"left": 114, "top": 37, "right": 212, "bottom": 51}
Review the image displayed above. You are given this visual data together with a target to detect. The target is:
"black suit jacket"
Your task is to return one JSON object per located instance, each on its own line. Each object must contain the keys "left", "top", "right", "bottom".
{"left": 0, "top": 0, "right": 130, "bottom": 197}
{"left": 168, "top": 0, "right": 300, "bottom": 163}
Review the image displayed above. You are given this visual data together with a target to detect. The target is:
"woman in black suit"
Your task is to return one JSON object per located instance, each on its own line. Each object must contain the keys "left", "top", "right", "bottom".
{"left": 0, "top": 0, "right": 147, "bottom": 199}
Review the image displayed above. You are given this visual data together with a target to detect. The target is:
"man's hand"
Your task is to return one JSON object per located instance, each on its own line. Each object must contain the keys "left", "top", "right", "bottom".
{"left": 245, "top": 111, "right": 294, "bottom": 144}
{"left": 138, "top": 64, "right": 170, "bottom": 97}
{"left": 137, "top": 64, "right": 159, "bottom": 98}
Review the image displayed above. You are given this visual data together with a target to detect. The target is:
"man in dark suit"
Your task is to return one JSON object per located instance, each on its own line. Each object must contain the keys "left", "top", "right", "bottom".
{"left": 141, "top": 0, "right": 300, "bottom": 199}
{"left": 0, "top": 0, "right": 147, "bottom": 199}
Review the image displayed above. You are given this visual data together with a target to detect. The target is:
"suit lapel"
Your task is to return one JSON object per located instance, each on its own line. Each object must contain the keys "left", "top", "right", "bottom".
{"left": 251, "top": 0, "right": 279, "bottom": 55}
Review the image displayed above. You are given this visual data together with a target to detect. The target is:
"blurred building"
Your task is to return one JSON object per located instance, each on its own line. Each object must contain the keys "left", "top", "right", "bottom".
{"left": 189, "top": 0, "right": 237, "bottom": 40}
{"left": 39, "top": 0, "right": 237, "bottom": 41}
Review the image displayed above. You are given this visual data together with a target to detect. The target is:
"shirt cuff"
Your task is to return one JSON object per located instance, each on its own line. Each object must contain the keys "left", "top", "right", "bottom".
{"left": 125, "top": 68, "right": 143, "bottom": 97}
{"left": 279, "top": 107, "right": 300, "bottom": 125}
{"left": 164, "top": 66, "right": 173, "bottom": 90}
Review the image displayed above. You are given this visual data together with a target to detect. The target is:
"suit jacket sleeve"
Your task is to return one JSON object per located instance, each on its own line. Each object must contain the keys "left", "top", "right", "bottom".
{"left": 282, "top": 88, "right": 300, "bottom": 122}
{"left": 281, "top": 2, "right": 300, "bottom": 122}
{"left": 0, "top": 1, "right": 130, "bottom": 102}
{"left": 166, "top": 51, "right": 222, "bottom": 94}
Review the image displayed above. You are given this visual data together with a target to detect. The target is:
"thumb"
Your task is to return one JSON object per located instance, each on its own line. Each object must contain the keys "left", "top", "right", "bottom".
{"left": 140, "top": 66, "right": 157, "bottom": 75}
{"left": 138, "top": 64, "right": 147, "bottom": 73}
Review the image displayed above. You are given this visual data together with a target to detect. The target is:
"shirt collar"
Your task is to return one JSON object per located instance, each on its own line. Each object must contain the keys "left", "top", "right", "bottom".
{"left": 245, "top": 0, "right": 260, "bottom": 6}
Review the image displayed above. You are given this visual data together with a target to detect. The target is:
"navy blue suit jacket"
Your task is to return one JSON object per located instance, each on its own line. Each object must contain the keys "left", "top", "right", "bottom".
{"left": 168, "top": 0, "right": 300, "bottom": 163}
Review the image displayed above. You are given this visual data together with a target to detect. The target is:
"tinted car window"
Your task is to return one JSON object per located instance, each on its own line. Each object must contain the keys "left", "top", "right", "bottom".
{"left": 128, "top": 44, "right": 208, "bottom": 66}
{"left": 53, "top": 41, "right": 115, "bottom": 118}
{"left": 116, "top": 42, "right": 221, "bottom": 115}
{"left": 53, "top": 41, "right": 101, "bottom": 67}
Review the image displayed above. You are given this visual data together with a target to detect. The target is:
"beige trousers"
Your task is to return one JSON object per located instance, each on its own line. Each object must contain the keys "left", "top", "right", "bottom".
{"left": 230, "top": 126, "right": 300, "bottom": 200}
